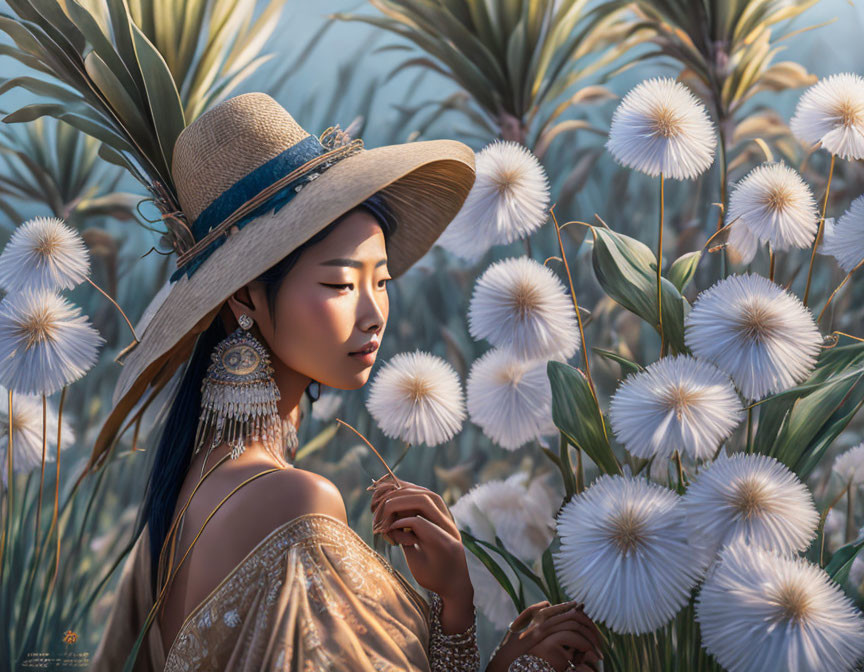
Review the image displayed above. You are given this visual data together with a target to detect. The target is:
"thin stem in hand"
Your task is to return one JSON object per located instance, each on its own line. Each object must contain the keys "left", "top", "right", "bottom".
{"left": 335, "top": 418, "right": 399, "bottom": 486}
{"left": 803, "top": 153, "right": 836, "bottom": 307}
{"left": 85, "top": 276, "right": 139, "bottom": 343}
{"left": 657, "top": 173, "right": 666, "bottom": 356}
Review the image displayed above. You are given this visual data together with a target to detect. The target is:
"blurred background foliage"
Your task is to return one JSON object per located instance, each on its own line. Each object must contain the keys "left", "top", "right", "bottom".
{"left": 0, "top": 0, "right": 863, "bottom": 666}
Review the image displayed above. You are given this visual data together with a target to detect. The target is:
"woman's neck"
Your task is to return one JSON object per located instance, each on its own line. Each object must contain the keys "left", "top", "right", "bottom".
{"left": 195, "top": 403, "right": 302, "bottom": 475}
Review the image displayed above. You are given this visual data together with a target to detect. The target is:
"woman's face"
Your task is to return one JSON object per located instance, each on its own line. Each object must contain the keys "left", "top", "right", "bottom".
{"left": 232, "top": 208, "right": 391, "bottom": 391}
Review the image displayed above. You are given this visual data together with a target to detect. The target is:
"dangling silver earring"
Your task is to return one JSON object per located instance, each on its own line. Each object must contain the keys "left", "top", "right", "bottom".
{"left": 193, "top": 313, "right": 297, "bottom": 463}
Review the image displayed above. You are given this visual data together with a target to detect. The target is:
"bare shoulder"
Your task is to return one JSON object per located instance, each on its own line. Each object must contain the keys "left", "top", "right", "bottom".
{"left": 260, "top": 466, "right": 348, "bottom": 525}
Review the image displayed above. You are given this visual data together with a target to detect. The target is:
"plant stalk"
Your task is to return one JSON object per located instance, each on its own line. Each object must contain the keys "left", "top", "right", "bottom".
{"left": 803, "top": 153, "right": 836, "bottom": 307}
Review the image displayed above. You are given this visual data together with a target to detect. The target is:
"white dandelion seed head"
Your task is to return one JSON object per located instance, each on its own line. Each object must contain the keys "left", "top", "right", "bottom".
{"left": 821, "top": 194, "right": 864, "bottom": 273}
{"left": 452, "top": 471, "right": 558, "bottom": 564}
{"left": 609, "top": 355, "right": 744, "bottom": 461}
{"left": 0, "top": 289, "right": 104, "bottom": 396}
{"left": 437, "top": 141, "right": 551, "bottom": 262}
{"left": 726, "top": 162, "right": 818, "bottom": 256}
{"left": 697, "top": 540, "right": 864, "bottom": 672}
{"left": 684, "top": 274, "right": 822, "bottom": 400}
{"left": 466, "top": 348, "right": 558, "bottom": 451}
{"left": 682, "top": 452, "right": 819, "bottom": 559}
{"left": 606, "top": 77, "right": 716, "bottom": 180}
{"left": 554, "top": 474, "right": 712, "bottom": 634}
{"left": 790, "top": 72, "right": 864, "bottom": 160}
{"left": 833, "top": 443, "right": 864, "bottom": 488}
{"left": 468, "top": 257, "right": 580, "bottom": 360}
{"left": 0, "top": 216, "right": 90, "bottom": 293}
{"left": 726, "top": 215, "right": 762, "bottom": 265}
{"left": 0, "top": 386, "right": 75, "bottom": 488}
{"left": 365, "top": 350, "right": 465, "bottom": 446}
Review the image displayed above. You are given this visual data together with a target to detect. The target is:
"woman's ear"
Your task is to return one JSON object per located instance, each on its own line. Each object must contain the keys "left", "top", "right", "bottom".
{"left": 226, "top": 284, "right": 257, "bottom": 322}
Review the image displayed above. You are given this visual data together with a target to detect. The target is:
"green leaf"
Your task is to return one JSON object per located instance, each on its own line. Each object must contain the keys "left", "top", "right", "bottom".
{"left": 667, "top": 250, "right": 701, "bottom": 292}
{"left": 592, "top": 347, "right": 643, "bottom": 376}
{"left": 825, "top": 535, "right": 864, "bottom": 586}
{"left": 548, "top": 360, "right": 620, "bottom": 475}
{"left": 753, "top": 343, "right": 864, "bottom": 478}
{"left": 129, "top": 20, "right": 185, "bottom": 177}
{"left": 542, "top": 546, "right": 565, "bottom": 603}
{"left": 590, "top": 226, "right": 690, "bottom": 354}
{"left": 461, "top": 530, "right": 521, "bottom": 610}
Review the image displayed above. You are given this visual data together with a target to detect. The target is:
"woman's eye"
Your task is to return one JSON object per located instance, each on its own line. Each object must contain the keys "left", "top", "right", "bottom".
{"left": 322, "top": 283, "right": 353, "bottom": 291}
{"left": 379, "top": 278, "right": 391, "bottom": 288}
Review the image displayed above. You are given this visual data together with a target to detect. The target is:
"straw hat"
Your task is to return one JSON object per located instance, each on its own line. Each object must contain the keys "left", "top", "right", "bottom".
{"left": 83, "top": 92, "right": 475, "bottom": 474}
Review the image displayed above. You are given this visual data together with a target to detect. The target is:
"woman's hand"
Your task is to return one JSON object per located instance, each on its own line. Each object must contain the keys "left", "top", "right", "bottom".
{"left": 487, "top": 600, "right": 604, "bottom": 672}
{"left": 369, "top": 476, "right": 474, "bottom": 632}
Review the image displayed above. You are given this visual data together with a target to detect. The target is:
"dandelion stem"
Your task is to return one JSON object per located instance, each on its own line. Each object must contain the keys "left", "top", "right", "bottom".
{"left": 803, "top": 153, "right": 836, "bottom": 307}
{"left": 674, "top": 450, "right": 684, "bottom": 492}
{"left": 335, "top": 418, "right": 399, "bottom": 486}
{"left": 817, "top": 258, "right": 864, "bottom": 324}
{"left": 768, "top": 244, "right": 776, "bottom": 282}
{"left": 657, "top": 173, "right": 666, "bottom": 356}
{"left": 550, "top": 204, "right": 607, "bottom": 439}
{"left": 85, "top": 276, "right": 139, "bottom": 342}
{"left": 745, "top": 406, "right": 753, "bottom": 454}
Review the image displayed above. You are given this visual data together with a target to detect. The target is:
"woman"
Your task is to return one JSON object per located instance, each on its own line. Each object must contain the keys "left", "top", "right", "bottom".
{"left": 88, "top": 92, "right": 602, "bottom": 671}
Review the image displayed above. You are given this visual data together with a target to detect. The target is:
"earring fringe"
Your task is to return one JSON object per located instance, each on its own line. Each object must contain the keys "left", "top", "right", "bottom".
{"left": 193, "top": 316, "right": 298, "bottom": 463}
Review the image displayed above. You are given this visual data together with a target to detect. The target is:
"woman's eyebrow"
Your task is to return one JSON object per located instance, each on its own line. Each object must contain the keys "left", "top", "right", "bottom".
{"left": 319, "top": 258, "right": 387, "bottom": 269}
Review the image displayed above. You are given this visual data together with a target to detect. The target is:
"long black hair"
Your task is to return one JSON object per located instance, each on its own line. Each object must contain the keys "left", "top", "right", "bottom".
{"left": 137, "top": 193, "right": 397, "bottom": 599}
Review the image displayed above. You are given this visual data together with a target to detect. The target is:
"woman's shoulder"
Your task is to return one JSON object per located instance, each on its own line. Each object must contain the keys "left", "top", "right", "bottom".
{"left": 215, "top": 465, "right": 349, "bottom": 536}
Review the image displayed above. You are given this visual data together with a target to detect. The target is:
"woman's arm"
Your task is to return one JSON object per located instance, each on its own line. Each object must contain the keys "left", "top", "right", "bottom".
{"left": 370, "top": 480, "right": 603, "bottom": 672}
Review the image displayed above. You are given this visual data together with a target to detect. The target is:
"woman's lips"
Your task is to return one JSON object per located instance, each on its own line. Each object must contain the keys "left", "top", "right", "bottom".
{"left": 348, "top": 349, "right": 377, "bottom": 365}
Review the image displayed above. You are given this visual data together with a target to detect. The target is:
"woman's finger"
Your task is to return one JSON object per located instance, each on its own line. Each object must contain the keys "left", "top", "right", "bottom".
{"left": 373, "top": 494, "right": 459, "bottom": 538}
{"left": 525, "top": 606, "right": 583, "bottom": 634}
{"left": 531, "top": 623, "right": 595, "bottom": 654}
{"left": 372, "top": 483, "right": 451, "bottom": 521}
{"left": 530, "top": 600, "right": 581, "bottom": 625}
{"left": 509, "top": 601, "right": 551, "bottom": 633}
{"left": 563, "top": 610, "right": 602, "bottom": 652}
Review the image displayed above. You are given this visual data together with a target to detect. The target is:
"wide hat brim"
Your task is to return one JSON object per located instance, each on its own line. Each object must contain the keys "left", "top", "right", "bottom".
{"left": 83, "top": 138, "right": 475, "bottom": 474}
